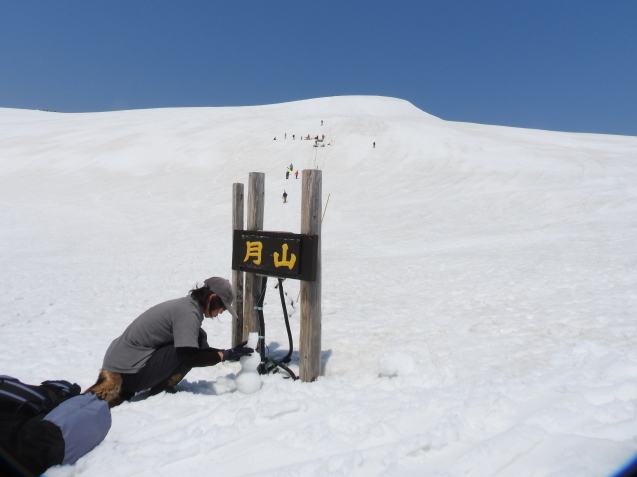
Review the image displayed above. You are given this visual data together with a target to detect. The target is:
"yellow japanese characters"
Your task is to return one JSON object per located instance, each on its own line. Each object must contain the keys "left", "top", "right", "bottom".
{"left": 273, "top": 243, "right": 297, "bottom": 270}
{"left": 243, "top": 241, "right": 263, "bottom": 265}
{"left": 242, "top": 241, "right": 297, "bottom": 270}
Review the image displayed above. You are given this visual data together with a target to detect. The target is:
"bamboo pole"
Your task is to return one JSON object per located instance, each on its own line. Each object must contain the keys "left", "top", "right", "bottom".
{"left": 242, "top": 172, "right": 265, "bottom": 340}
{"left": 300, "top": 169, "right": 322, "bottom": 382}
{"left": 321, "top": 193, "right": 331, "bottom": 224}
{"left": 231, "top": 183, "right": 245, "bottom": 347}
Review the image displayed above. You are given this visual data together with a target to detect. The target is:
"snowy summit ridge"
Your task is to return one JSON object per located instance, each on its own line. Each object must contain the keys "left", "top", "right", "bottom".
{"left": 1, "top": 95, "right": 637, "bottom": 476}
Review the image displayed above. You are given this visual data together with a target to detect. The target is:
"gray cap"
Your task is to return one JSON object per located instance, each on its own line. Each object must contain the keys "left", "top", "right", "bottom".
{"left": 204, "top": 277, "right": 238, "bottom": 319}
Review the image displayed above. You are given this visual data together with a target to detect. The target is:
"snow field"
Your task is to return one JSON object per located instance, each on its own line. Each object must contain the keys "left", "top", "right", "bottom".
{"left": 0, "top": 96, "right": 636, "bottom": 476}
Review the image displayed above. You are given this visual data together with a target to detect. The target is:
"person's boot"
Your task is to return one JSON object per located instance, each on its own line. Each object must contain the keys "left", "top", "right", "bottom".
{"left": 83, "top": 369, "right": 124, "bottom": 407}
{"left": 149, "top": 372, "right": 183, "bottom": 396}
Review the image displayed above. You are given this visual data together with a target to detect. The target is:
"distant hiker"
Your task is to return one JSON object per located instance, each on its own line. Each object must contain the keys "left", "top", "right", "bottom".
{"left": 282, "top": 190, "right": 288, "bottom": 203}
{"left": 373, "top": 142, "right": 375, "bottom": 148}
{"left": 295, "top": 170, "right": 299, "bottom": 179}
{"left": 84, "top": 278, "right": 252, "bottom": 408}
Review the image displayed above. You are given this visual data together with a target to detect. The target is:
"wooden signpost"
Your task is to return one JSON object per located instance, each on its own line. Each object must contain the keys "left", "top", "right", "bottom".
{"left": 299, "top": 170, "right": 322, "bottom": 382}
{"left": 242, "top": 172, "right": 265, "bottom": 343}
{"left": 231, "top": 170, "right": 322, "bottom": 382}
{"left": 231, "top": 183, "right": 244, "bottom": 347}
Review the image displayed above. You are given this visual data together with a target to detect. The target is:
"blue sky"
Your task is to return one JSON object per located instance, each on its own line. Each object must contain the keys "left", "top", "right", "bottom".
{"left": 1, "top": 1, "right": 635, "bottom": 135}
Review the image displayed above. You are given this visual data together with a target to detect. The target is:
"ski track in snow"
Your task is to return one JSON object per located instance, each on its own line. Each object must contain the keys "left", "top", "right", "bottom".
{"left": 1, "top": 96, "right": 636, "bottom": 476}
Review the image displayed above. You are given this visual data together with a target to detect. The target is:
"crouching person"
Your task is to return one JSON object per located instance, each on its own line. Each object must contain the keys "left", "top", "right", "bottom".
{"left": 84, "top": 277, "right": 253, "bottom": 407}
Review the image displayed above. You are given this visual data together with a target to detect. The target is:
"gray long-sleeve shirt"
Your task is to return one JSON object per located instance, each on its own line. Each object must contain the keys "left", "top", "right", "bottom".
{"left": 102, "top": 296, "right": 208, "bottom": 373}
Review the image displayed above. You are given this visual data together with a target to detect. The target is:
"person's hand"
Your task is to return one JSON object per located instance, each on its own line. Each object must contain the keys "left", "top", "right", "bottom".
{"left": 222, "top": 342, "right": 254, "bottom": 362}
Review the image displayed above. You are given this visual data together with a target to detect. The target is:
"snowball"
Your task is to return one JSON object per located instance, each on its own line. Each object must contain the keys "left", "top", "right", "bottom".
{"left": 379, "top": 352, "right": 416, "bottom": 378}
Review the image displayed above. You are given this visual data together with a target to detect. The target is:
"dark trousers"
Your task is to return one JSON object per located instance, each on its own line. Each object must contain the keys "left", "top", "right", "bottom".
{"left": 120, "top": 344, "right": 187, "bottom": 398}
{"left": 120, "top": 330, "right": 210, "bottom": 398}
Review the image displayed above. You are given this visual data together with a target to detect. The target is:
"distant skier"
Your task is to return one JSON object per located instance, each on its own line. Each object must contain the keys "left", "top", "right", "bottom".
{"left": 273, "top": 137, "right": 276, "bottom": 140}
{"left": 289, "top": 163, "right": 293, "bottom": 170}
{"left": 286, "top": 168, "right": 290, "bottom": 179}
{"left": 321, "top": 120, "right": 323, "bottom": 126}
{"left": 282, "top": 190, "right": 288, "bottom": 203}
{"left": 293, "top": 134, "right": 295, "bottom": 140}
{"left": 295, "top": 170, "right": 299, "bottom": 179}
{"left": 285, "top": 133, "right": 287, "bottom": 139}
{"left": 373, "top": 142, "right": 375, "bottom": 148}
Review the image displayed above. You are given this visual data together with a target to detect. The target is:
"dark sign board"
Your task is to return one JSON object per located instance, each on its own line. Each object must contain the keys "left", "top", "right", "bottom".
{"left": 232, "top": 230, "right": 318, "bottom": 281}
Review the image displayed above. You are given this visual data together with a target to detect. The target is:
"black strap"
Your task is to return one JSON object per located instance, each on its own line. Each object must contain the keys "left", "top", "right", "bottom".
{"left": 0, "top": 378, "right": 48, "bottom": 415}
{"left": 277, "top": 278, "right": 294, "bottom": 364}
{"left": 256, "top": 277, "right": 268, "bottom": 374}
{"left": 255, "top": 278, "right": 298, "bottom": 381}
{"left": 0, "top": 378, "right": 80, "bottom": 416}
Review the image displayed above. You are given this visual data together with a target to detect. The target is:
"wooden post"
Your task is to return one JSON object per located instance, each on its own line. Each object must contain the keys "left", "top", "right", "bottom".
{"left": 300, "top": 169, "right": 322, "bottom": 382}
{"left": 231, "top": 183, "right": 245, "bottom": 347}
{"left": 242, "top": 172, "right": 265, "bottom": 340}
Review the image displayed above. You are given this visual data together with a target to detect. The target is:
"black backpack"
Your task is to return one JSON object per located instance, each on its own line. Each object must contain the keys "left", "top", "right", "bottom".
{"left": 0, "top": 376, "right": 111, "bottom": 477}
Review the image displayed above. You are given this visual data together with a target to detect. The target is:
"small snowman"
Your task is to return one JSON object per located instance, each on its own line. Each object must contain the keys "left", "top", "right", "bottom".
{"left": 235, "top": 332, "right": 261, "bottom": 394}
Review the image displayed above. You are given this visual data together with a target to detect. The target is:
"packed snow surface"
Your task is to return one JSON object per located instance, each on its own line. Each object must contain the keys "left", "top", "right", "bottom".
{"left": 1, "top": 96, "right": 636, "bottom": 476}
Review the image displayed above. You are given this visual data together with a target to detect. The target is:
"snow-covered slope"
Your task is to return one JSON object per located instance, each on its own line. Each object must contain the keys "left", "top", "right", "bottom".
{"left": 1, "top": 96, "right": 636, "bottom": 476}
